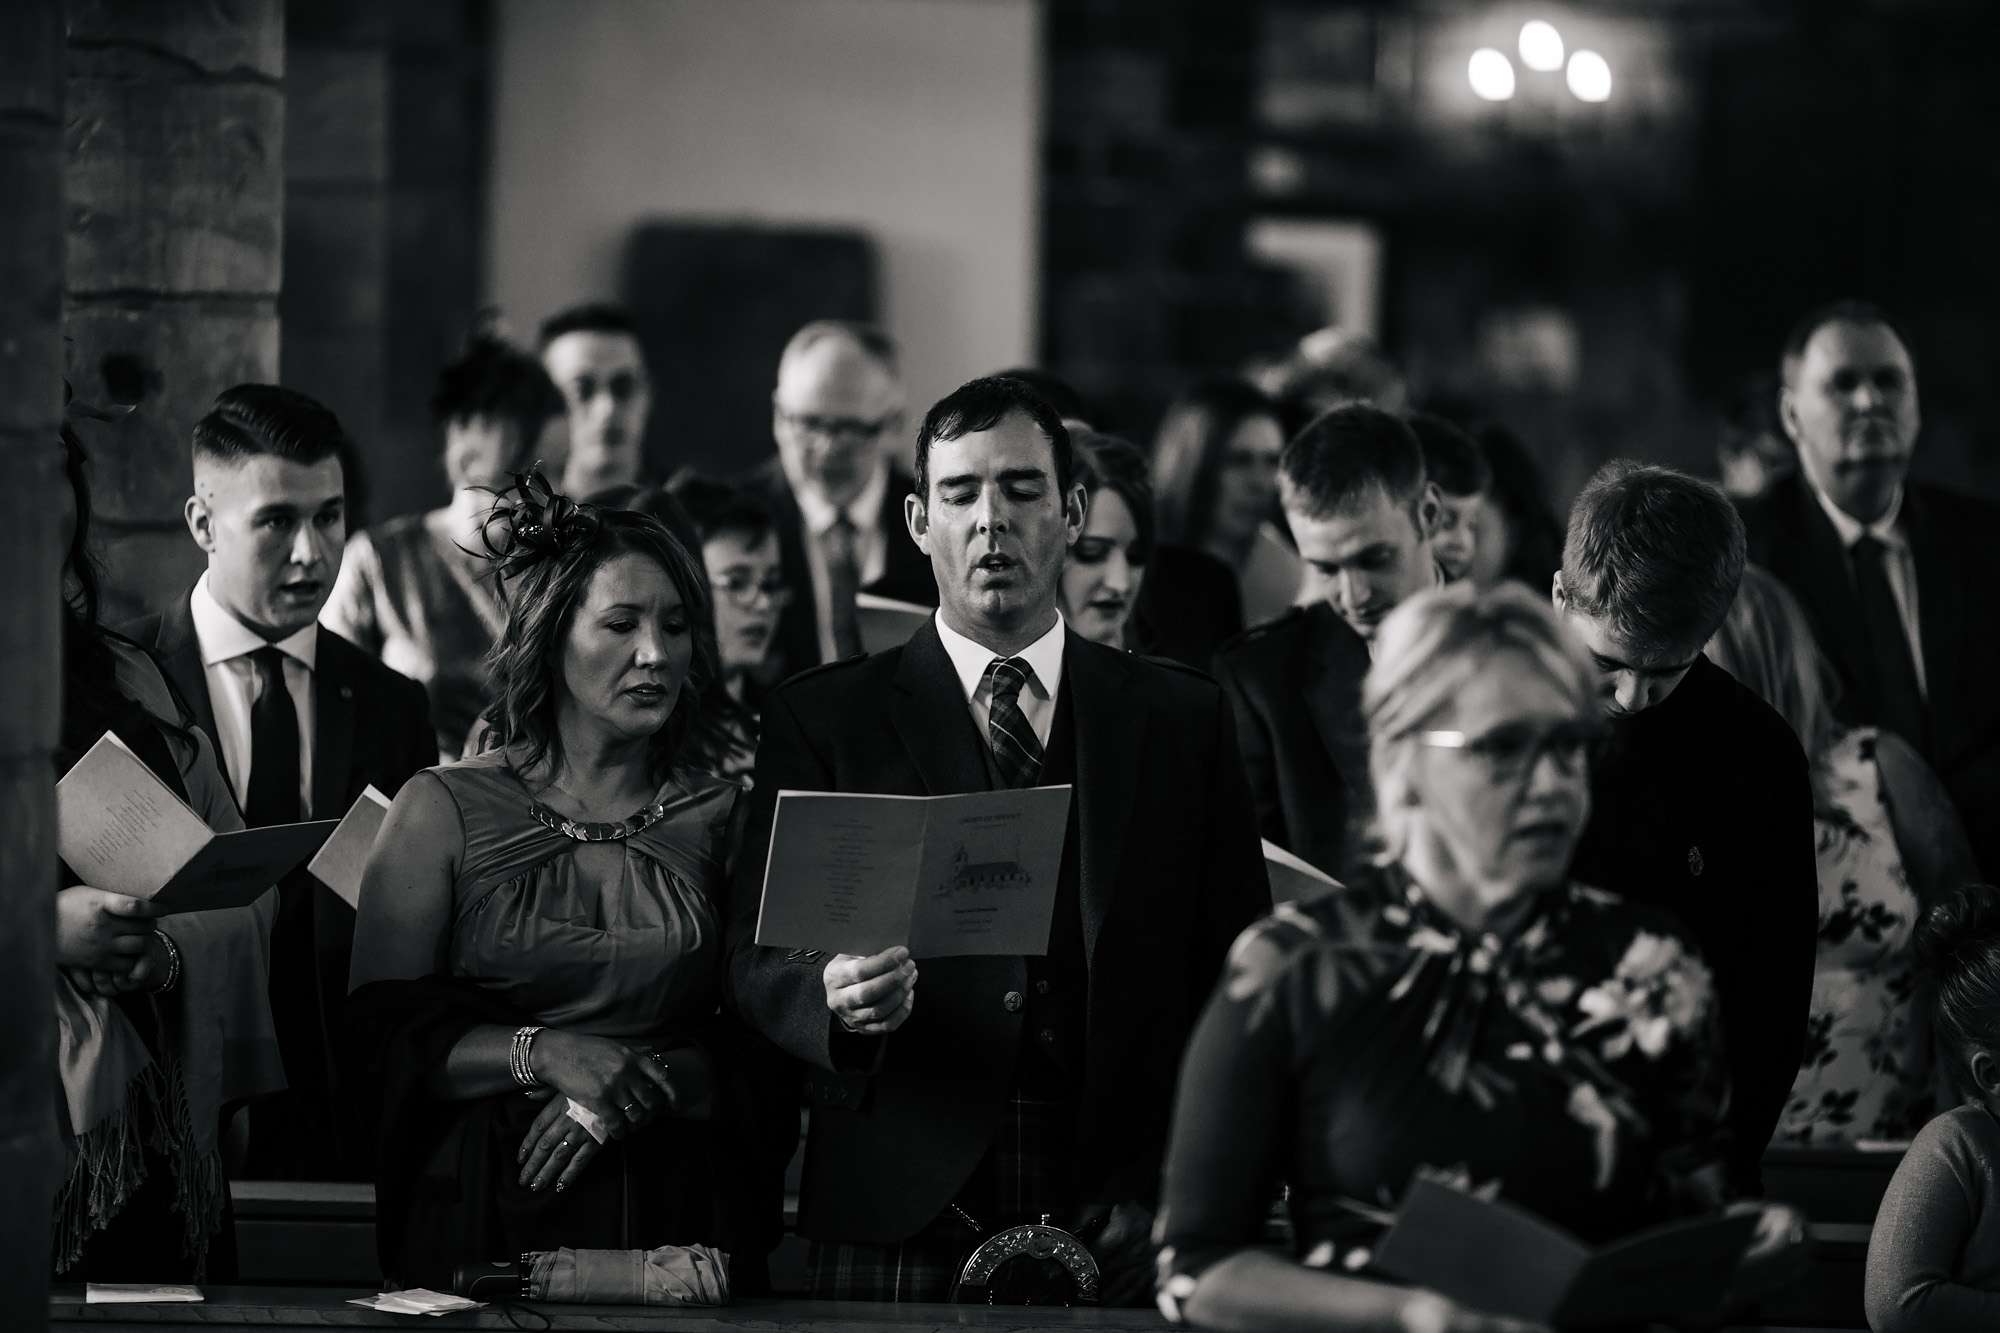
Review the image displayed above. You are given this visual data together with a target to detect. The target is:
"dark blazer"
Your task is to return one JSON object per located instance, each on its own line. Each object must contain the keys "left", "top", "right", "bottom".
{"left": 1740, "top": 473, "right": 2000, "bottom": 877}
{"left": 126, "top": 594, "right": 437, "bottom": 1090}
{"left": 725, "top": 620, "right": 1270, "bottom": 1244}
{"left": 1130, "top": 543, "right": 1244, "bottom": 670}
{"left": 746, "top": 457, "right": 939, "bottom": 681}
{"left": 1211, "top": 603, "right": 1373, "bottom": 879}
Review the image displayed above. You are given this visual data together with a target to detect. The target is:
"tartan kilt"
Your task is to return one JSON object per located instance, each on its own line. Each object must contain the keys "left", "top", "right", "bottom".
{"left": 806, "top": 1092, "right": 1075, "bottom": 1302}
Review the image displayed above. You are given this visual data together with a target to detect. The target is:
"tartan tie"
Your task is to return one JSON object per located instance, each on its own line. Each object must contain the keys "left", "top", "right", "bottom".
{"left": 822, "top": 514, "right": 863, "bottom": 661}
{"left": 985, "top": 657, "right": 1043, "bottom": 789}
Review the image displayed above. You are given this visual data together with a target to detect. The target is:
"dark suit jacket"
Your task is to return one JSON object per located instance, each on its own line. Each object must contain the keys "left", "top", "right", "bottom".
{"left": 126, "top": 594, "right": 437, "bottom": 1094}
{"left": 746, "top": 458, "right": 938, "bottom": 681}
{"left": 1740, "top": 473, "right": 2000, "bottom": 877}
{"left": 1130, "top": 543, "right": 1244, "bottom": 670}
{"left": 724, "top": 620, "right": 1270, "bottom": 1244}
{"left": 1211, "top": 604, "right": 1373, "bottom": 879}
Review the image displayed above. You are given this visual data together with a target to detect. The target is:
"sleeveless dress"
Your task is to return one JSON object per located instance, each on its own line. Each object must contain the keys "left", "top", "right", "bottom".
{"left": 381, "top": 752, "right": 741, "bottom": 1285}
{"left": 1780, "top": 726, "right": 1929, "bottom": 1145}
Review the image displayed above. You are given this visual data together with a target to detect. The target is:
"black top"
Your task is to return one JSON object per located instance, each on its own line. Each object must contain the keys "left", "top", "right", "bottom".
{"left": 1570, "top": 654, "right": 1818, "bottom": 1191}
{"left": 1130, "top": 543, "right": 1244, "bottom": 670}
{"left": 1154, "top": 870, "right": 1732, "bottom": 1312}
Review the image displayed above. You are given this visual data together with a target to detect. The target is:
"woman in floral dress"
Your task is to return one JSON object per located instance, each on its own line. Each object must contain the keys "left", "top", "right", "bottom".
{"left": 1708, "top": 566, "right": 1976, "bottom": 1145}
{"left": 1155, "top": 584, "right": 1796, "bottom": 1333}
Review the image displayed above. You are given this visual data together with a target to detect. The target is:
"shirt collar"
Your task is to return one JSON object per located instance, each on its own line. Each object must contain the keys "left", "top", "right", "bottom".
{"left": 191, "top": 572, "right": 319, "bottom": 671}
{"left": 934, "top": 608, "right": 1066, "bottom": 706}
{"left": 789, "top": 454, "right": 891, "bottom": 538}
{"left": 1808, "top": 478, "right": 1905, "bottom": 551}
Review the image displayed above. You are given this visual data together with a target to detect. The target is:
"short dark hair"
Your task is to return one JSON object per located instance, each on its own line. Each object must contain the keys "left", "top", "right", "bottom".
{"left": 1152, "top": 377, "right": 1281, "bottom": 545}
{"left": 1071, "top": 431, "right": 1155, "bottom": 565}
{"left": 431, "top": 332, "right": 565, "bottom": 465}
{"left": 537, "top": 302, "right": 639, "bottom": 352}
{"left": 1561, "top": 461, "right": 1746, "bottom": 655}
{"left": 1406, "top": 413, "right": 1491, "bottom": 499}
{"left": 666, "top": 473, "right": 775, "bottom": 547}
{"left": 1780, "top": 299, "right": 1917, "bottom": 384}
{"left": 191, "top": 383, "right": 348, "bottom": 469}
{"left": 914, "top": 375, "right": 1073, "bottom": 503}
{"left": 1278, "top": 403, "right": 1427, "bottom": 520}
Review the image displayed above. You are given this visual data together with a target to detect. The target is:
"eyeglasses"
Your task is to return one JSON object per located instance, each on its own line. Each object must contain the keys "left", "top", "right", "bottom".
{"left": 1413, "top": 720, "right": 1602, "bottom": 780}
{"left": 777, "top": 409, "right": 900, "bottom": 442}
{"left": 710, "top": 573, "right": 792, "bottom": 608}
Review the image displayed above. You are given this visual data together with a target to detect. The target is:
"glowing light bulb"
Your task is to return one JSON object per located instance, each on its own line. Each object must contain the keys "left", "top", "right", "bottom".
{"left": 1468, "top": 48, "right": 1517, "bottom": 102}
{"left": 1567, "top": 49, "right": 1613, "bottom": 103}
{"left": 1519, "top": 21, "right": 1564, "bottom": 73}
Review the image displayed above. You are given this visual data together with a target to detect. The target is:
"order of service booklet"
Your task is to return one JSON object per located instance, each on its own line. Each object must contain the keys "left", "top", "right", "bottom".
{"left": 754, "top": 785, "right": 1072, "bottom": 957}
{"left": 56, "top": 732, "right": 337, "bottom": 914}
{"left": 1370, "top": 1176, "right": 1760, "bottom": 1329}
{"left": 1262, "top": 837, "right": 1343, "bottom": 903}
{"left": 853, "top": 592, "right": 932, "bottom": 656}
{"left": 306, "top": 785, "right": 393, "bottom": 909}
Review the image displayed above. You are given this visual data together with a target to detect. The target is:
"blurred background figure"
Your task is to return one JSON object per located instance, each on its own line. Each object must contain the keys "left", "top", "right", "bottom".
{"left": 753, "top": 321, "right": 933, "bottom": 675}
{"left": 1708, "top": 564, "right": 1975, "bottom": 1146}
{"left": 539, "top": 303, "right": 656, "bottom": 500}
{"left": 1463, "top": 424, "right": 1564, "bottom": 591}
{"left": 1152, "top": 377, "right": 1295, "bottom": 629}
{"left": 324, "top": 326, "right": 568, "bottom": 758}
{"left": 666, "top": 473, "right": 789, "bottom": 785}
{"left": 1716, "top": 370, "right": 1795, "bottom": 502}
{"left": 1406, "top": 412, "right": 1493, "bottom": 584}
{"left": 1058, "top": 431, "right": 1152, "bottom": 651}
{"left": 1259, "top": 326, "right": 1409, "bottom": 435}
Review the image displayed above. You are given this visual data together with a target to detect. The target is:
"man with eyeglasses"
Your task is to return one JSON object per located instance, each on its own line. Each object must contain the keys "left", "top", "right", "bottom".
{"left": 1557, "top": 460, "right": 1817, "bottom": 1195}
{"left": 752, "top": 321, "right": 938, "bottom": 678}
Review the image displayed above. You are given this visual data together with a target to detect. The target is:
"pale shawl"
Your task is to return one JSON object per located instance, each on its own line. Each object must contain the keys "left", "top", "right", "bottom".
{"left": 53, "top": 640, "right": 286, "bottom": 1273}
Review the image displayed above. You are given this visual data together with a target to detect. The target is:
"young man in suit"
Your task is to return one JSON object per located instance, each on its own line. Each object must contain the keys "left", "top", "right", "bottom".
{"left": 1742, "top": 300, "right": 2000, "bottom": 878}
{"left": 752, "top": 321, "right": 937, "bottom": 678}
{"left": 1211, "top": 404, "right": 1444, "bottom": 880}
{"left": 128, "top": 385, "right": 436, "bottom": 1179}
{"left": 1559, "top": 461, "right": 1818, "bottom": 1193}
{"left": 726, "top": 375, "right": 1269, "bottom": 1304}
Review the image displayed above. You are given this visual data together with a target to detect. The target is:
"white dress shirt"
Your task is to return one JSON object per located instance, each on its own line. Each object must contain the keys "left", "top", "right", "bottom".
{"left": 933, "top": 609, "right": 1067, "bottom": 751}
{"left": 190, "top": 572, "right": 318, "bottom": 813}
{"left": 786, "top": 456, "right": 891, "bottom": 664}
{"left": 1808, "top": 482, "right": 1927, "bottom": 696}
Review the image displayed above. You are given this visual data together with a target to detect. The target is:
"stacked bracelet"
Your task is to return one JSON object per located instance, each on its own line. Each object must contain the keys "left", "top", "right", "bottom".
{"left": 153, "top": 931, "right": 182, "bottom": 994}
{"left": 510, "top": 1025, "right": 544, "bottom": 1088}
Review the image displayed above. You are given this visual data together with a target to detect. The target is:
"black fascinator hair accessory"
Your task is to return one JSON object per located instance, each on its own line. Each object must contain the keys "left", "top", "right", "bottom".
{"left": 479, "top": 466, "right": 603, "bottom": 591}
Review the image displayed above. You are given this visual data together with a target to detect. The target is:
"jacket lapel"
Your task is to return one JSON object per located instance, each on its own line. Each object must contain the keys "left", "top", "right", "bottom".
{"left": 1065, "top": 635, "right": 1142, "bottom": 965}
{"left": 311, "top": 628, "right": 355, "bottom": 821}
{"left": 1778, "top": 477, "right": 1873, "bottom": 703}
{"left": 157, "top": 593, "right": 226, "bottom": 783}
{"left": 1303, "top": 605, "right": 1369, "bottom": 784}
{"left": 888, "top": 620, "right": 990, "bottom": 797}
{"left": 1902, "top": 488, "right": 1962, "bottom": 762}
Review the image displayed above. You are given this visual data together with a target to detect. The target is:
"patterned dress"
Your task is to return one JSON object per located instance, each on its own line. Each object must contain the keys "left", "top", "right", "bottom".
{"left": 1155, "top": 868, "right": 1732, "bottom": 1321}
{"left": 1780, "top": 726, "right": 1929, "bottom": 1144}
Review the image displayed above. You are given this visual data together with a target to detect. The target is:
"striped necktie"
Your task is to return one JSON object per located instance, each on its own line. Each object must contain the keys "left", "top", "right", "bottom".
{"left": 985, "top": 656, "right": 1043, "bottom": 788}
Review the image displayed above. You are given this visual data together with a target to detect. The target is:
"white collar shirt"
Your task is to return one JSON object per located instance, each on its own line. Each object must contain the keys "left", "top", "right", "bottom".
{"left": 786, "top": 455, "right": 892, "bottom": 664}
{"left": 190, "top": 571, "right": 319, "bottom": 814}
{"left": 933, "top": 609, "right": 1067, "bottom": 751}
{"left": 1809, "top": 480, "right": 1926, "bottom": 696}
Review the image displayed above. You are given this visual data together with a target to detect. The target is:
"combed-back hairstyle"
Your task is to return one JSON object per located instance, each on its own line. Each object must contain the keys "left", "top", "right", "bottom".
{"left": 1278, "top": 402, "right": 1427, "bottom": 521}
{"left": 536, "top": 301, "right": 639, "bottom": 352}
{"left": 1151, "top": 377, "right": 1282, "bottom": 545}
{"left": 666, "top": 472, "right": 776, "bottom": 547}
{"left": 914, "top": 375, "right": 1072, "bottom": 502}
{"left": 777, "top": 319, "right": 900, "bottom": 381}
{"left": 1780, "top": 299, "right": 1916, "bottom": 386}
{"left": 1070, "top": 431, "right": 1155, "bottom": 566}
{"left": 1361, "top": 582, "right": 1598, "bottom": 865}
{"left": 993, "top": 367, "right": 1092, "bottom": 427}
{"left": 1406, "top": 413, "right": 1492, "bottom": 499}
{"left": 1705, "top": 564, "right": 1841, "bottom": 788}
{"left": 432, "top": 327, "right": 566, "bottom": 465}
{"left": 1561, "top": 461, "right": 1746, "bottom": 658}
{"left": 1914, "top": 882, "right": 2000, "bottom": 1099}
{"left": 190, "top": 383, "right": 349, "bottom": 468}
{"left": 476, "top": 470, "right": 723, "bottom": 781}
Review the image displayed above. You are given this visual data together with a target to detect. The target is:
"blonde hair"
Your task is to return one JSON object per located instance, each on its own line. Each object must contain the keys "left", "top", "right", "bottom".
{"left": 1705, "top": 563, "right": 1839, "bottom": 798}
{"left": 1362, "top": 582, "right": 1597, "bottom": 865}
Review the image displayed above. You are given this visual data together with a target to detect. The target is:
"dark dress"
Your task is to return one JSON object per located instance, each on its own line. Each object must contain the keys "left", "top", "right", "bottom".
{"left": 1155, "top": 869, "right": 1732, "bottom": 1319}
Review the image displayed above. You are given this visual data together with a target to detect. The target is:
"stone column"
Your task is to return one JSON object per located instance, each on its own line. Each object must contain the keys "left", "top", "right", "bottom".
{"left": 0, "top": 1, "right": 67, "bottom": 1322}
{"left": 65, "top": 0, "right": 285, "bottom": 625}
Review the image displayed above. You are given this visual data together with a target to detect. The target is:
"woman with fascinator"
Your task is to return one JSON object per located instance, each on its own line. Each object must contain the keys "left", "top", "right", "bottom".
{"left": 52, "top": 409, "right": 284, "bottom": 1279}
{"left": 346, "top": 471, "right": 756, "bottom": 1291}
